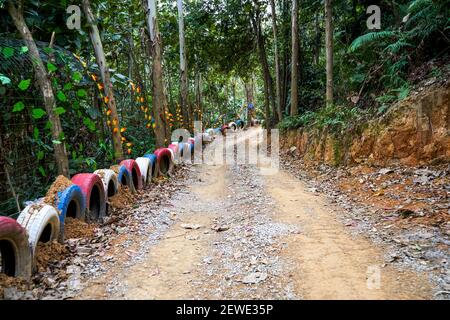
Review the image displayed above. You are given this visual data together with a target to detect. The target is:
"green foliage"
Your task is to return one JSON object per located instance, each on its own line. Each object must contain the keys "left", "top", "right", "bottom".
{"left": 18, "top": 79, "right": 31, "bottom": 90}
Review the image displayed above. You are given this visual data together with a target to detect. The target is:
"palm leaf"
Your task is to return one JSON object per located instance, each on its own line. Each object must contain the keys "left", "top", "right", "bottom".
{"left": 349, "top": 31, "right": 397, "bottom": 52}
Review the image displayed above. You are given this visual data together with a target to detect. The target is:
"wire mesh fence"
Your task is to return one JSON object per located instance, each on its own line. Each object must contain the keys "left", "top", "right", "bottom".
{"left": 0, "top": 38, "right": 151, "bottom": 219}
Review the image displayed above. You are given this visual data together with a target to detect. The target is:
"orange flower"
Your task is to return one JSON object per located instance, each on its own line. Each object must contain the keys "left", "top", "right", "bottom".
{"left": 127, "top": 148, "right": 132, "bottom": 155}
{"left": 107, "top": 120, "right": 111, "bottom": 126}
{"left": 140, "top": 97, "right": 144, "bottom": 103}
{"left": 140, "top": 106, "right": 145, "bottom": 111}
{"left": 144, "top": 114, "right": 148, "bottom": 120}
{"left": 121, "top": 137, "right": 126, "bottom": 142}
{"left": 97, "top": 83, "right": 104, "bottom": 90}
{"left": 152, "top": 123, "right": 156, "bottom": 129}
{"left": 120, "top": 127, "right": 126, "bottom": 133}
{"left": 104, "top": 96, "right": 109, "bottom": 104}
{"left": 146, "top": 123, "right": 151, "bottom": 128}
{"left": 113, "top": 127, "right": 118, "bottom": 133}
{"left": 126, "top": 142, "right": 132, "bottom": 147}
{"left": 136, "top": 87, "right": 141, "bottom": 93}
{"left": 106, "top": 109, "right": 112, "bottom": 116}
{"left": 112, "top": 119, "right": 118, "bottom": 126}
{"left": 91, "top": 74, "right": 98, "bottom": 81}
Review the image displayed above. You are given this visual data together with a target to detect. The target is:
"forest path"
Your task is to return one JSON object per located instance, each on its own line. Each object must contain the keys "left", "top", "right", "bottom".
{"left": 78, "top": 128, "right": 432, "bottom": 300}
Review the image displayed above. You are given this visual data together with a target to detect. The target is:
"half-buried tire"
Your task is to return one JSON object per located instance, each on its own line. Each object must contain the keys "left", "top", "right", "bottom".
{"left": 143, "top": 154, "right": 158, "bottom": 179}
{"left": 228, "top": 122, "right": 237, "bottom": 131}
{"left": 94, "top": 169, "right": 119, "bottom": 215}
{"left": 0, "top": 216, "right": 32, "bottom": 279}
{"left": 55, "top": 185, "right": 86, "bottom": 242}
{"left": 117, "top": 165, "right": 134, "bottom": 193}
{"left": 154, "top": 148, "right": 174, "bottom": 176}
{"left": 135, "top": 157, "right": 151, "bottom": 186}
{"left": 120, "top": 159, "right": 143, "bottom": 191}
{"left": 16, "top": 204, "right": 60, "bottom": 271}
{"left": 71, "top": 173, "right": 106, "bottom": 222}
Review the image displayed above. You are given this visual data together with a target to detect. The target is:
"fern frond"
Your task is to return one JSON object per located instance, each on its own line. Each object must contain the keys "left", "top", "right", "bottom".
{"left": 407, "top": 0, "right": 433, "bottom": 14}
{"left": 349, "top": 31, "right": 397, "bottom": 52}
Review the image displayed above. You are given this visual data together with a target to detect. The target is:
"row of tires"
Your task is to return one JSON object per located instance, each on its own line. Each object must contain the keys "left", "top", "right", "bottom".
{"left": 0, "top": 144, "right": 183, "bottom": 280}
{"left": 204, "top": 119, "right": 244, "bottom": 137}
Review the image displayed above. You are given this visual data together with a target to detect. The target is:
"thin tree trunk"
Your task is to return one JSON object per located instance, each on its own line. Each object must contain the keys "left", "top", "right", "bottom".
{"left": 82, "top": 0, "right": 124, "bottom": 161}
{"left": 251, "top": 0, "right": 275, "bottom": 129}
{"left": 290, "top": 0, "right": 299, "bottom": 116}
{"left": 177, "top": 0, "right": 191, "bottom": 130}
{"left": 313, "top": 13, "right": 321, "bottom": 65}
{"left": 325, "top": 0, "right": 334, "bottom": 105}
{"left": 270, "top": 0, "right": 282, "bottom": 121}
{"left": 7, "top": 0, "right": 69, "bottom": 177}
{"left": 144, "top": 0, "right": 169, "bottom": 147}
{"left": 244, "top": 81, "right": 253, "bottom": 127}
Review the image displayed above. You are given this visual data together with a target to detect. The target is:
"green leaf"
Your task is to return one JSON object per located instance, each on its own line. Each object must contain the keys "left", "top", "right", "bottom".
{"left": 54, "top": 107, "right": 66, "bottom": 115}
{"left": 2, "top": 47, "right": 14, "bottom": 58}
{"left": 37, "top": 150, "right": 44, "bottom": 160}
{"left": 31, "top": 108, "right": 46, "bottom": 119}
{"left": 33, "top": 127, "right": 39, "bottom": 140}
{"left": 77, "top": 89, "right": 87, "bottom": 97}
{"left": 18, "top": 79, "right": 31, "bottom": 91}
{"left": 12, "top": 101, "right": 25, "bottom": 112}
{"left": 73, "top": 71, "right": 82, "bottom": 82}
{"left": 47, "top": 62, "right": 57, "bottom": 72}
{"left": 20, "top": 46, "right": 29, "bottom": 53}
{"left": 52, "top": 140, "right": 62, "bottom": 144}
{"left": 63, "top": 83, "right": 73, "bottom": 90}
{"left": 83, "top": 117, "right": 96, "bottom": 132}
{"left": 0, "top": 73, "right": 11, "bottom": 85}
{"left": 56, "top": 90, "right": 67, "bottom": 102}
{"left": 38, "top": 166, "right": 46, "bottom": 177}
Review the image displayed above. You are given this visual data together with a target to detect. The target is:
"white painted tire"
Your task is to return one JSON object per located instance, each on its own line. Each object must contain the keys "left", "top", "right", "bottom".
{"left": 206, "top": 128, "right": 214, "bottom": 136}
{"left": 228, "top": 122, "right": 237, "bottom": 131}
{"left": 94, "top": 169, "right": 119, "bottom": 198}
{"left": 168, "top": 148, "right": 175, "bottom": 163}
{"left": 136, "top": 157, "right": 151, "bottom": 185}
{"left": 17, "top": 204, "right": 60, "bottom": 266}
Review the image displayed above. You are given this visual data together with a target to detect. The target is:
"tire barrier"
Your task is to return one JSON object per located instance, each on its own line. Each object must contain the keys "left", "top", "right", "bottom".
{"left": 178, "top": 142, "right": 192, "bottom": 162}
{"left": 16, "top": 204, "right": 60, "bottom": 270}
{"left": 120, "top": 160, "right": 144, "bottom": 191}
{"left": 236, "top": 119, "right": 244, "bottom": 129}
{"left": 55, "top": 185, "right": 86, "bottom": 242}
{"left": 206, "top": 128, "right": 215, "bottom": 136}
{"left": 143, "top": 154, "right": 158, "bottom": 179}
{"left": 135, "top": 157, "right": 151, "bottom": 186}
{"left": 0, "top": 216, "right": 32, "bottom": 279}
{"left": 154, "top": 148, "right": 174, "bottom": 176}
{"left": 220, "top": 125, "right": 229, "bottom": 136}
{"left": 188, "top": 137, "right": 195, "bottom": 146}
{"left": 214, "top": 128, "right": 221, "bottom": 135}
{"left": 71, "top": 173, "right": 107, "bottom": 222}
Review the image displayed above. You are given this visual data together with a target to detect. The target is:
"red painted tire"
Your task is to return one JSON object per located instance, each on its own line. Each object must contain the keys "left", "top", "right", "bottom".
{"left": 154, "top": 148, "right": 174, "bottom": 176}
{"left": 188, "top": 137, "right": 195, "bottom": 145}
{"left": 71, "top": 173, "right": 106, "bottom": 222}
{"left": 120, "top": 159, "right": 144, "bottom": 191}
{"left": 0, "top": 216, "right": 32, "bottom": 279}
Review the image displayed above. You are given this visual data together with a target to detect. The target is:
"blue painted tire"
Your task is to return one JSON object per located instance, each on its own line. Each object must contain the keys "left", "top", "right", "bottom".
{"left": 56, "top": 185, "right": 86, "bottom": 241}
{"left": 117, "top": 165, "right": 135, "bottom": 192}
{"left": 143, "top": 154, "right": 158, "bottom": 178}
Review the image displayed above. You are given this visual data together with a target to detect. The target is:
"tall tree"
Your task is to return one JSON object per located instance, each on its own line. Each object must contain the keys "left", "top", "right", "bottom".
{"left": 325, "top": 0, "right": 334, "bottom": 105}
{"left": 7, "top": 0, "right": 70, "bottom": 177}
{"left": 251, "top": 0, "right": 275, "bottom": 129}
{"left": 144, "top": 0, "right": 169, "bottom": 147}
{"left": 177, "top": 0, "right": 191, "bottom": 130}
{"left": 290, "top": 0, "right": 299, "bottom": 116}
{"left": 270, "top": 0, "right": 282, "bottom": 121}
{"left": 82, "top": 0, "right": 124, "bottom": 160}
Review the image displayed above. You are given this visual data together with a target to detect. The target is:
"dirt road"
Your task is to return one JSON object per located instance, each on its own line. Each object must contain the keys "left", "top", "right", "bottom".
{"left": 78, "top": 128, "right": 433, "bottom": 300}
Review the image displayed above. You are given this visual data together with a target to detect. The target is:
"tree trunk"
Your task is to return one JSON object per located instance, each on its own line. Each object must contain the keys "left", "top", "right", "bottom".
{"left": 313, "top": 13, "right": 321, "bottom": 65}
{"left": 325, "top": 0, "right": 334, "bottom": 105}
{"left": 244, "top": 81, "right": 254, "bottom": 127}
{"left": 290, "top": 0, "right": 299, "bottom": 116}
{"left": 177, "top": 0, "right": 191, "bottom": 131}
{"left": 144, "top": 0, "right": 169, "bottom": 147}
{"left": 7, "top": 1, "right": 69, "bottom": 177}
{"left": 270, "top": 0, "right": 283, "bottom": 121}
{"left": 251, "top": 0, "right": 275, "bottom": 129}
{"left": 82, "top": 0, "right": 124, "bottom": 161}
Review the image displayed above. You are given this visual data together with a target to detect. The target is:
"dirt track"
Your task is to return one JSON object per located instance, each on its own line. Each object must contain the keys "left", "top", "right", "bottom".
{"left": 78, "top": 128, "right": 433, "bottom": 300}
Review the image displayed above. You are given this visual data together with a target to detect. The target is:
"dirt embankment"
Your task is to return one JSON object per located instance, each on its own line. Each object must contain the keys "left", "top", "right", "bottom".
{"left": 281, "top": 80, "right": 450, "bottom": 167}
